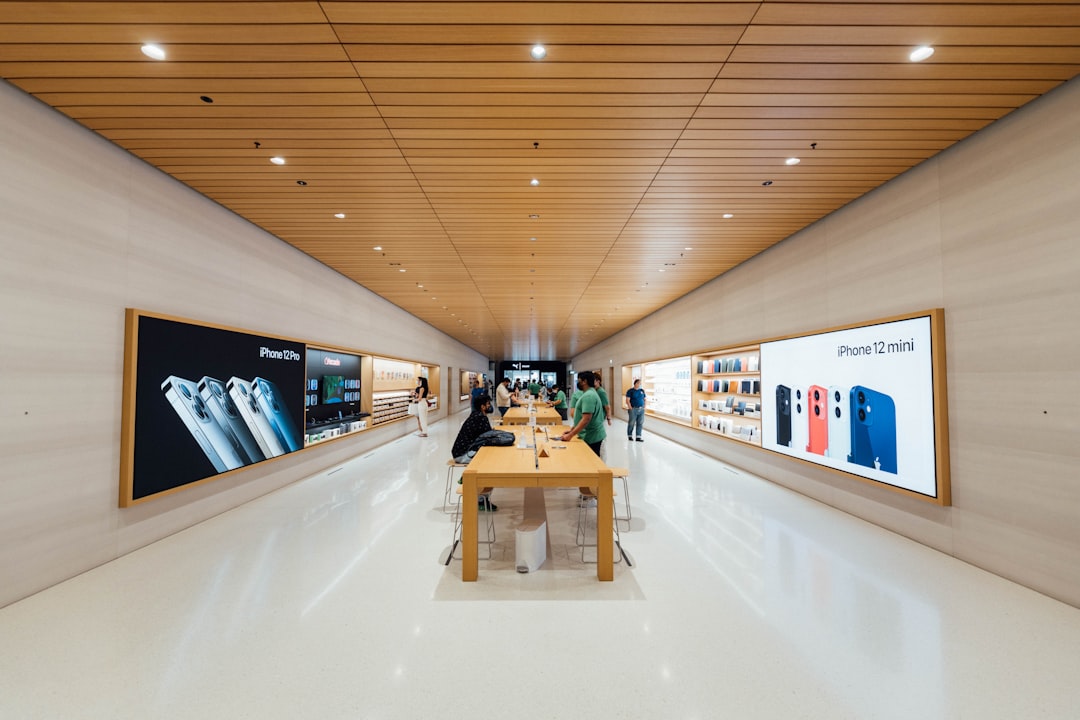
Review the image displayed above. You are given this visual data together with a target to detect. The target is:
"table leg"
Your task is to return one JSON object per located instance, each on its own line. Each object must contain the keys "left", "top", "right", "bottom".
{"left": 462, "top": 468, "right": 479, "bottom": 581}
{"left": 597, "top": 470, "right": 614, "bottom": 581}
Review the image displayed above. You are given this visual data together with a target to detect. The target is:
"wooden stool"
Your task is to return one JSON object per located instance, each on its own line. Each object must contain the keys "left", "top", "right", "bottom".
{"left": 446, "top": 487, "right": 496, "bottom": 564}
{"left": 609, "top": 467, "right": 631, "bottom": 530}
{"left": 576, "top": 487, "right": 626, "bottom": 565}
{"left": 443, "top": 459, "right": 468, "bottom": 514}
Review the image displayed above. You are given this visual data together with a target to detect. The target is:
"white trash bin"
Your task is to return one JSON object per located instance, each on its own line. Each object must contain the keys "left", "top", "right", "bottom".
{"left": 515, "top": 519, "right": 547, "bottom": 573}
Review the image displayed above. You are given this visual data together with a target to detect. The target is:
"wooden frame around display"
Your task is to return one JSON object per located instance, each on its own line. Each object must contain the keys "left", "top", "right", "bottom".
{"left": 119, "top": 308, "right": 442, "bottom": 507}
{"left": 622, "top": 309, "right": 951, "bottom": 506}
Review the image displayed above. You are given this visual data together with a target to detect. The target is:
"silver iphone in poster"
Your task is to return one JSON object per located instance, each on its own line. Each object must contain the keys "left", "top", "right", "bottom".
{"left": 162, "top": 375, "right": 245, "bottom": 472}
{"left": 252, "top": 377, "right": 302, "bottom": 452}
{"left": 827, "top": 385, "right": 851, "bottom": 462}
{"left": 227, "top": 377, "right": 287, "bottom": 458}
{"left": 198, "top": 376, "right": 266, "bottom": 464}
{"left": 790, "top": 385, "right": 807, "bottom": 456}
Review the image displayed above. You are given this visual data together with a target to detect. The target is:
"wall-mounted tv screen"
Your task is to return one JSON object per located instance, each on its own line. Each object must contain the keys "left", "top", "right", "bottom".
{"left": 758, "top": 310, "right": 949, "bottom": 503}
{"left": 305, "top": 348, "right": 363, "bottom": 421}
{"left": 322, "top": 375, "right": 345, "bottom": 404}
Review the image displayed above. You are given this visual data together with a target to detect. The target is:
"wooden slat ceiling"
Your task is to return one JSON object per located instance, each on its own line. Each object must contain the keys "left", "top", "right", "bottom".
{"left": 2, "top": 1, "right": 1078, "bottom": 360}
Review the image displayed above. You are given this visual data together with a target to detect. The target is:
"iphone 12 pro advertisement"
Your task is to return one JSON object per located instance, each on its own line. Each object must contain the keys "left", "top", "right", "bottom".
{"left": 128, "top": 314, "right": 305, "bottom": 501}
{"left": 760, "top": 314, "right": 942, "bottom": 499}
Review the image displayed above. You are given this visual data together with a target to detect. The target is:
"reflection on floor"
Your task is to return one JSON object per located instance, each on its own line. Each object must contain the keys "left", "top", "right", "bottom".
{"left": 1, "top": 410, "right": 1079, "bottom": 719}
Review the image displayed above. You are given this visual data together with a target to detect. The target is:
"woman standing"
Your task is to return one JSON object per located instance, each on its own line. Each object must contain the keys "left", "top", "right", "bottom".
{"left": 412, "top": 376, "right": 430, "bottom": 437}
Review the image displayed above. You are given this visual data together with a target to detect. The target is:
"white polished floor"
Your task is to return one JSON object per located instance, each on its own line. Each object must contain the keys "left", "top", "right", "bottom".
{"left": 2, "top": 411, "right": 1080, "bottom": 719}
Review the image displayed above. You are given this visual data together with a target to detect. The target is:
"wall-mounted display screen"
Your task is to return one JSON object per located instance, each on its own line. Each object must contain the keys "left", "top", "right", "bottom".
{"left": 322, "top": 375, "right": 345, "bottom": 403}
{"left": 121, "top": 311, "right": 306, "bottom": 505}
{"left": 759, "top": 311, "right": 948, "bottom": 501}
{"left": 305, "top": 348, "right": 363, "bottom": 423}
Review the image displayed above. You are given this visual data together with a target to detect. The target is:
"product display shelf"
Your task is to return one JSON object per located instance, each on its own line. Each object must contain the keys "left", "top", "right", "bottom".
{"left": 692, "top": 347, "right": 762, "bottom": 446}
{"left": 643, "top": 357, "right": 692, "bottom": 424}
{"left": 371, "top": 390, "right": 412, "bottom": 426}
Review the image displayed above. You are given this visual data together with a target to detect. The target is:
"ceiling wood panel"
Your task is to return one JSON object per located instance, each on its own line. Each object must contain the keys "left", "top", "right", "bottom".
{"left": 2, "top": 0, "right": 1077, "bottom": 359}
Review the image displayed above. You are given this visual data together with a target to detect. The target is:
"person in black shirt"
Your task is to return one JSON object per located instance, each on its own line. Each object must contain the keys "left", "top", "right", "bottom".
{"left": 451, "top": 393, "right": 497, "bottom": 511}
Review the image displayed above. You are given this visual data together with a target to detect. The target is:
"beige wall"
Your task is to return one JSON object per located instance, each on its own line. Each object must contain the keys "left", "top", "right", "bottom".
{"left": 575, "top": 76, "right": 1080, "bottom": 608}
{"left": 0, "top": 81, "right": 488, "bottom": 608}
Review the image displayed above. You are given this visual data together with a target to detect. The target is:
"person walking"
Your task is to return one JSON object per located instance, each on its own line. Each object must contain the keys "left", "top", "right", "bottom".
{"left": 411, "top": 376, "right": 430, "bottom": 437}
{"left": 625, "top": 377, "right": 646, "bottom": 442}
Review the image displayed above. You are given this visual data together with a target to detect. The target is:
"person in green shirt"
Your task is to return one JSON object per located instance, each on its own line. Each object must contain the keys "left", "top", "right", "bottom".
{"left": 545, "top": 383, "right": 568, "bottom": 421}
{"left": 592, "top": 373, "right": 613, "bottom": 428}
{"left": 560, "top": 371, "right": 606, "bottom": 456}
{"left": 527, "top": 377, "right": 541, "bottom": 399}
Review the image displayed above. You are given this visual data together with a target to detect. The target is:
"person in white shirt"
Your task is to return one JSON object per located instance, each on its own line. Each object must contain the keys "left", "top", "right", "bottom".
{"left": 495, "top": 377, "right": 513, "bottom": 418}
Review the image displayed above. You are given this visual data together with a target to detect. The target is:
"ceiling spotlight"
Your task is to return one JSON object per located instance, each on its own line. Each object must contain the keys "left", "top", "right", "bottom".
{"left": 199, "top": 95, "right": 214, "bottom": 104}
{"left": 334, "top": 213, "right": 346, "bottom": 219}
{"left": 785, "top": 157, "right": 801, "bottom": 165}
{"left": 762, "top": 180, "right": 773, "bottom": 186}
{"left": 399, "top": 268, "right": 406, "bottom": 273}
{"left": 296, "top": 180, "right": 307, "bottom": 186}
{"left": 531, "top": 45, "right": 547, "bottom": 60}
{"left": 270, "top": 157, "right": 286, "bottom": 165}
{"left": 910, "top": 45, "right": 935, "bottom": 62}
{"left": 373, "top": 246, "right": 382, "bottom": 251}
{"left": 530, "top": 237, "right": 537, "bottom": 242}
{"left": 685, "top": 247, "right": 693, "bottom": 251}
{"left": 723, "top": 213, "right": 734, "bottom": 219}
{"left": 141, "top": 44, "right": 166, "bottom": 61}
{"left": 529, "top": 214, "right": 540, "bottom": 219}
{"left": 530, "top": 178, "right": 540, "bottom": 186}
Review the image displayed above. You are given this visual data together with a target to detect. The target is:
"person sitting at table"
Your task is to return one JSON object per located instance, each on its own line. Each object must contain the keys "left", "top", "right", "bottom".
{"left": 451, "top": 393, "right": 498, "bottom": 511}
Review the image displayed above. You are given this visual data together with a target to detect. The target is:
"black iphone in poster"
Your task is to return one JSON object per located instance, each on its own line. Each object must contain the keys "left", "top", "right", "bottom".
{"left": 129, "top": 315, "right": 305, "bottom": 501}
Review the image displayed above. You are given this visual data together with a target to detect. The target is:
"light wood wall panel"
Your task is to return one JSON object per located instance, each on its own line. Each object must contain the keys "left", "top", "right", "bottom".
{"left": 573, "top": 76, "right": 1080, "bottom": 608}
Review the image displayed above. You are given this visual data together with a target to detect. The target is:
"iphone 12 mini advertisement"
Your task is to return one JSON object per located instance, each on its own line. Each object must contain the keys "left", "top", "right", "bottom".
{"left": 760, "top": 315, "right": 940, "bottom": 498}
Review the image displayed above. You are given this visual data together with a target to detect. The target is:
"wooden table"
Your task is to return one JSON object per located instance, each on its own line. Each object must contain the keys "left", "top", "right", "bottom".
{"left": 501, "top": 405, "right": 562, "bottom": 425}
{"left": 460, "top": 426, "right": 614, "bottom": 581}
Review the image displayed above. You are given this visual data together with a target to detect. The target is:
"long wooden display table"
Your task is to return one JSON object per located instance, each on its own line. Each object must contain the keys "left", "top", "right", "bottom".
{"left": 500, "top": 405, "right": 562, "bottom": 426}
{"left": 460, "top": 426, "right": 614, "bottom": 581}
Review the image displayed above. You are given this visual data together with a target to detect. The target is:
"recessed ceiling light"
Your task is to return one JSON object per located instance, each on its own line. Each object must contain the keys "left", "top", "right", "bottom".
{"left": 910, "top": 45, "right": 935, "bottom": 62}
{"left": 762, "top": 180, "right": 773, "bottom": 186}
{"left": 270, "top": 157, "right": 285, "bottom": 165}
{"left": 334, "top": 212, "right": 346, "bottom": 219}
{"left": 399, "top": 268, "right": 406, "bottom": 273}
{"left": 373, "top": 246, "right": 382, "bottom": 251}
{"left": 531, "top": 45, "right": 547, "bottom": 60}
{"left": 685, "top": 246, "right": 693, "bottom": 251}
{"left": 529, "top": 237, "right": 537, "bottom": 242}
{"left": 658, "top": 268, "right": 665, "bottom": 273}
{"left": 529, "top": 214, "right": 540, "bottom": 219}
{"left": 785, "top": 157, "right": 801, "bottom": 165}
{"left": 141, "top": 44, "right": 166, "bottom": 61}
{"left": 296, "top": 180, "right": 307, "bottom": 186}
{"left": 417, "top": 284, "right": 423, "bottom": 288}
{"left": 530, "top": 178, "right": 540, "bottom": 186}
{"left": 723, "top": 213, "right": 734, "bottom": 219}
{"left": 199, "top": 95, "right": 214, "bottom": 104}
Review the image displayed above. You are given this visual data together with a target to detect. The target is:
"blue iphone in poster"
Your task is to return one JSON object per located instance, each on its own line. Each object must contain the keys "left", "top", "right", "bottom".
{"left": 848, "top": 385, "right": 897, "bottom": 474}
